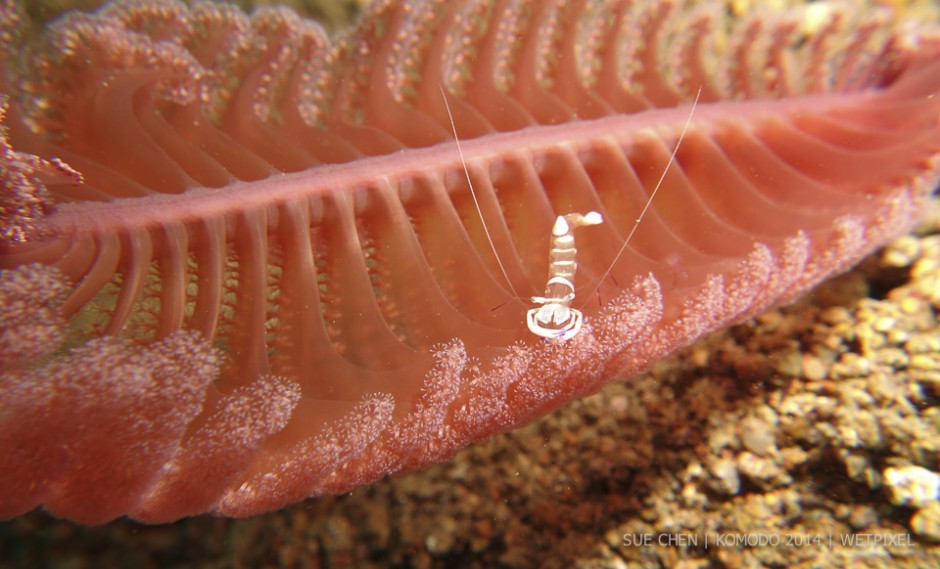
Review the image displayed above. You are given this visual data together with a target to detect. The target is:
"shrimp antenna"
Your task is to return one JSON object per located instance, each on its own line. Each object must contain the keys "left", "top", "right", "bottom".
{"left": 440, "top": 85, "right": 526, "bottom": 307}
{"left": 578, "top": 85, "right": 703, "bottom": 309}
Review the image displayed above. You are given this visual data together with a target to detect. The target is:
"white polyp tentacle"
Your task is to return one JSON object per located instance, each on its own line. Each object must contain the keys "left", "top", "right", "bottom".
{"left": 527, "top": 211, "right": 603, "bottom": 340}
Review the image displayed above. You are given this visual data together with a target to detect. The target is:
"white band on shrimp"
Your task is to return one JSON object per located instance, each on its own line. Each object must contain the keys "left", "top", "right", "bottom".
{"left": 527, "top": 211, "right": 603, "bottom": 340}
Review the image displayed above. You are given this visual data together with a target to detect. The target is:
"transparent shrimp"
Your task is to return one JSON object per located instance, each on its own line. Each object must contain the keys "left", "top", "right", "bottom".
{"left": 439, "top": 85, "right": 701, "bottom": 342}
{"left": 526, "top": 211, "right": 603, "bottom": 340}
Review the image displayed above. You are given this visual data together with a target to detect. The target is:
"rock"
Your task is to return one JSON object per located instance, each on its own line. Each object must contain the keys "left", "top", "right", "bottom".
{"left": 883, "top": 466, "right": 940, "bottom": 508}
{"left": 911, "top": 503, "right": 940, "bottom": 543}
